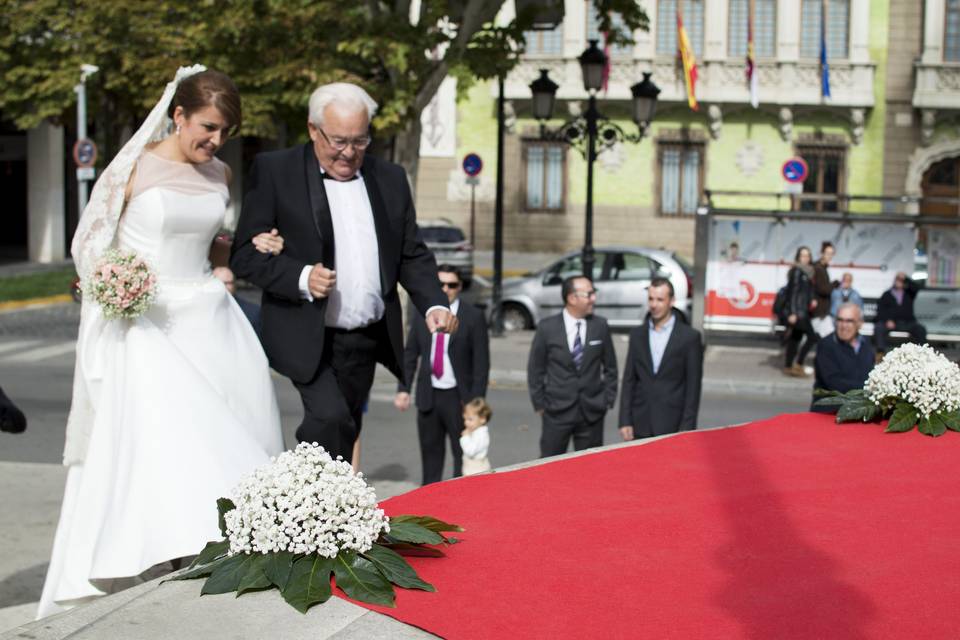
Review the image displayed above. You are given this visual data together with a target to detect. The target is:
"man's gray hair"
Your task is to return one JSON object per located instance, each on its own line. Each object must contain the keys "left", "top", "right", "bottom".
{"left": 837, "top": 302, "right": 862, "bottom": 320}
{"left": 308, "top": 83, "right": 378, "bottom": 126}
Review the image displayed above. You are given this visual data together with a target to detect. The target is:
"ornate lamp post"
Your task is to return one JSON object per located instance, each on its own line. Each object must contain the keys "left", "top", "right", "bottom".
{"left": 529, "top": 41, "right": 660, "bottom": 278}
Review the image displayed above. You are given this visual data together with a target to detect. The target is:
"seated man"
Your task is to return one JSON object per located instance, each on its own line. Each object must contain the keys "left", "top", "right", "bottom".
{"left": 811, "top": 303, "right": 875, "bottom": 413}
{"left": 830, "top": 272, "right": 864, "bottom": 318}
{"left": 873, "top": 272, "right": 926, "bottom": 354}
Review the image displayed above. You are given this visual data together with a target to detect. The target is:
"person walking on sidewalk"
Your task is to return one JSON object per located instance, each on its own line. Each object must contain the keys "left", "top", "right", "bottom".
{"left": 811, "top": 241, "right": 837, "bottom": 338}
{"left": 618, "top": 278, "right": 703, "bottom": 440}
{"left": 783, "top": 246, "right": 818, "bottom": 377}
{"left": 395, "top": 265, "right": 489, "bottom": 484}
{"left": 874, "top": 272, "right": 927, "bottom": 356}
{"left": 527, "top": 275, "right": 618, "bottom": 457}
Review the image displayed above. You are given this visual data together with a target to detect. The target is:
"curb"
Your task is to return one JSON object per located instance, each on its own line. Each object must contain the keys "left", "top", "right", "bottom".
{"left": 0, "top": 294, "right": 73, "bottom": 313}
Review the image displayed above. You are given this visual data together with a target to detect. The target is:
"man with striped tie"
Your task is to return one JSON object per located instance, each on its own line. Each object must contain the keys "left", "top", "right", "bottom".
{"left": 527, "top": 275, "right": 618, "bottom": 457}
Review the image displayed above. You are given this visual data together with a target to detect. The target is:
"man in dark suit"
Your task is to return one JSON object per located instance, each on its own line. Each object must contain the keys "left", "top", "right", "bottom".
{"left": 231, "top": 82, "right": 456, "bottom": 463}
{"left": 811, "top": 302, "right": 875, "bottom": 412}
{"left": 619, "top": 277, "right": 702, "bottom": 440}
{"left": 874, "top": 271, "right": 926, "bottom": 355}
{"left": 394, "top": 265, "right": 490, "bottom": 484}
{"left": 527, "top": 275, "right": 618, "bottom": 457}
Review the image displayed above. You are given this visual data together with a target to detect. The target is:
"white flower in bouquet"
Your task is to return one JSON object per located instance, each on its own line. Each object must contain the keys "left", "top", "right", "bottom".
{"left": 85, "top": 249, "right": 157, "bottom": 319}
{"left": 224, "top": 442, "right": 390, "bottom": 558}
{"left": 865, "top": 343, "right": 960, "bottom": 419}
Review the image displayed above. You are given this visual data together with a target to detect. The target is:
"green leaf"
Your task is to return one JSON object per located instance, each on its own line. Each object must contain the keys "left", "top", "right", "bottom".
{"left": 389, "top": 515, "right": 464, "bottom": 533}
{"left": 263, "top": 551, "right": 296, "bottom": 590}
{"left": 236, "top": 554, "right": 271, "bottom": 595}
{"left": 384, "top": 521, "right": 445, "bottom": 545}
{"left": 812, "top": 396, "right": 846, "bottom": 409}
{"left": 885, "top": 402, "right": 918, "bottom": 433}
{"left": 166, "top": 555, "right": 231, "bottom": 582}
{"left": 939, "top": 409, "right": 960, "bottom": 432}
{"left": 333, "top": 552, "right": 396, "bottom": 607}
{"left": 282, "top": 555, "right": 334, "bottom": 614}
{"left": 918, "top": 413, "right": 948, "bottom": 437}
{"left": 812, "top": 388, "right": 842, "bottom": 399}
{"left": 216, "top": 498, "right": 236, "bottom": 538}
{"left": 201, "top": 554, "right": 249, "bottom": 595}
{"left": 378, "top": 541, "right": 446, "bottom": 557}
{"left": 362, "top": 544, "right": 435, "bottom": 592}
{"left": 836, "top": 396, "right": 881, "bottom": 424}
{"left": 189, "top": 539, "right": 230, "bottom": 568}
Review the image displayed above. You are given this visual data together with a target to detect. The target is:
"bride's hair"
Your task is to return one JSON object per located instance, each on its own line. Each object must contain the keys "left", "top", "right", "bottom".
{"left": 168, "top": 70, "right": 242, "bottom": 136}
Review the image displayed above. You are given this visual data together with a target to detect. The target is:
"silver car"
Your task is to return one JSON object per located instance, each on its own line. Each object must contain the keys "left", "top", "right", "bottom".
{"left": 495, "top": 247, "right": 693, "bottom": 331}
{"left": 419, "top": 219, "right": 473, "bottom": 283}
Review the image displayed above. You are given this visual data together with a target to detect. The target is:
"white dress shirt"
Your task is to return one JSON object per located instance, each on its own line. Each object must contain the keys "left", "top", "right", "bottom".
{"left": 648, "top": 313, "right": 676, "bottom": 375}
{"left": 561, "top": 309, "right": 586, "bottom": 353}
{"left": 430, "top": 298, "right": 459, "bottom": 389}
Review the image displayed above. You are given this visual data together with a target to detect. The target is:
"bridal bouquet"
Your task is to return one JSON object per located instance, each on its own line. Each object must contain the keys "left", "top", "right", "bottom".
{"left": 173, "top": 443, "right": 461, "bottom": 613}
{"left": 85, "top": 249, "right": 157, "bottom": 319}
{"left": 814, "top": 343, "right": 960, "bottom": 436}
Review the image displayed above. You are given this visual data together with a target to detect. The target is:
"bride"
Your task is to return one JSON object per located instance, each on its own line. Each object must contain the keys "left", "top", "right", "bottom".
{"left": 37, "top": 66, "right": 285, "bottom": 618}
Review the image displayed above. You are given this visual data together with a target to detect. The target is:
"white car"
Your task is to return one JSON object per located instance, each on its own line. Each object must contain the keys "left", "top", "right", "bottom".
{"left": 494, "top": 247, "right": 694, "bottom": 331}
{"left": 419, "top": 219, "right": 473, "bottom": 283}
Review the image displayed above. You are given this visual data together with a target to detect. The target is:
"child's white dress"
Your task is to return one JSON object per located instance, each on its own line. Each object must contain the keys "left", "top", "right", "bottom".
{"left": 460, "top": 425, "right": 491, "bottom": 475}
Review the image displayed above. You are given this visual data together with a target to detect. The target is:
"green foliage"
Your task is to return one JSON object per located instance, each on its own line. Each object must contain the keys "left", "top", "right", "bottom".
{"left": 827, "top": 389, "right": 959, "bottom": 438}
{"left": 0, "top": 268, "right": 76, "bottom": 302}
{"left": 884, "top": 402, "right": 918, "bottom": 433}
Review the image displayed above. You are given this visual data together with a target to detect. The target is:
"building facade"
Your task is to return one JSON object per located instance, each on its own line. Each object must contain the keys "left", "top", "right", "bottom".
{"left": 415, "top": 0, "right": 899, "bottom": 260}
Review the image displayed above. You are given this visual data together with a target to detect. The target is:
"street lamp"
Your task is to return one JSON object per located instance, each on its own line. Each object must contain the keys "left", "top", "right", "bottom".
{"left": 529, "top": 41, "right": 660, "bottom": 279}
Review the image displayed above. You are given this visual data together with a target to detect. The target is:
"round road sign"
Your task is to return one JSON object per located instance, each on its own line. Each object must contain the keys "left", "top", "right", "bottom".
{"left": 781, "top": 157, "right": 809, "bottom": 183}
{"left": 462, "top": 153, "right": 483, "bottom": 177}
{"left": 73, "top": 138, "right": 98, "bottom": 168}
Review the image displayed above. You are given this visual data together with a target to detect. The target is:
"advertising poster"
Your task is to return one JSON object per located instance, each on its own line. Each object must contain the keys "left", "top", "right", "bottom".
{"left": 926, "top": 228, "right": 960, "bottom": 287}
{"left": 705, "top": 219, "right": 915, "bottom": 331}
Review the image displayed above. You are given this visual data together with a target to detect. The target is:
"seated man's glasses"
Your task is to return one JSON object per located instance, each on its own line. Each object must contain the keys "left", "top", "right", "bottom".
{"left": 317, "top": 127, "right": 372, "bottom": 151}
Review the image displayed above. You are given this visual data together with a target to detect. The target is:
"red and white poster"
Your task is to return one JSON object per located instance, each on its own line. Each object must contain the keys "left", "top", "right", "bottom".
{"left": 705, "top": 219, "right": 915, "bottom": 332}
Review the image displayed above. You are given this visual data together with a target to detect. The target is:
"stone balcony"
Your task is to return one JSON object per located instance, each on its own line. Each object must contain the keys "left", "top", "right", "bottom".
{"left": 912, "top": 62, "right": 960, "bottom": 144}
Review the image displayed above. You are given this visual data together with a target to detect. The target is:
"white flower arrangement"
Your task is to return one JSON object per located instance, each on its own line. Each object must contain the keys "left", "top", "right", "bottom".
{"left": 815, "top": 343, "right": 960, "bottom": 437}
{"left": 224, "top": 443, "right": 389, "bottom": 558}
{"left": 173, "top": 443, "right": 462, "bottom": 612}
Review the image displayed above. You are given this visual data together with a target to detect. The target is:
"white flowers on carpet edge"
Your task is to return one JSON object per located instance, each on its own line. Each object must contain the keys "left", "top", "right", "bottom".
{"left": 224, "top": 442, "right": 389, "bottom": 557}
{"left": 865, "top": 343, "right": 960, "bottom": 419}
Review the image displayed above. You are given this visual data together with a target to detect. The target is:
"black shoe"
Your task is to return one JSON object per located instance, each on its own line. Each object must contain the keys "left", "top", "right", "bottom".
{"left": 0, "top": 387, "right": 27, "bottom": 434}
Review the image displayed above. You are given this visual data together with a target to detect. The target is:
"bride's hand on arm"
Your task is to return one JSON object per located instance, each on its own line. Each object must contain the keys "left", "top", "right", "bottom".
{"left": 252, "top": 228, "right": 284, "bottom": 255}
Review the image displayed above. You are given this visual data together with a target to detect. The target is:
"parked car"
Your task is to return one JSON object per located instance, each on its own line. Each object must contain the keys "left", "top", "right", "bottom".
{"left": 493, "top": 246, "right": 694, "bottom": 331}
{"left": 419, "top": 219, "right": 473, "bottom": 284}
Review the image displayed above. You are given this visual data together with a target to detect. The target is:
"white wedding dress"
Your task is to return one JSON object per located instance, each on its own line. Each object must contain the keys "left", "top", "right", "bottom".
{"left": 37, "top": 152, "right": 284, "bottom": 618}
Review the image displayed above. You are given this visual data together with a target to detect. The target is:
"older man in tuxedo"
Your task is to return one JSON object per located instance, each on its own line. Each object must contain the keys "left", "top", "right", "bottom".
{"left": 527, "top": 275, "right": 618, "bottom": 457}
{"left": 394, "top": 265, "right": 490, "bottom": 484}
{"left": 231, "top": 82, "right": 456, "bottom": 463}
{"left": 619, "top": 277, "right": 703, "bottom": 440}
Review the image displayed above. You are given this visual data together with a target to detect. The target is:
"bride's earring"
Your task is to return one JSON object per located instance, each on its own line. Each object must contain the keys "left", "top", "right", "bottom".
{"left": 175, "top": 124, "right": 181, "bottom": 136}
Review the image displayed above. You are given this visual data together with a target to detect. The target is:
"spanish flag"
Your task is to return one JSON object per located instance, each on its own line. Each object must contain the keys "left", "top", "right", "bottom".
{"left": 677, "top": 6, "right": 698, "bottom": 111}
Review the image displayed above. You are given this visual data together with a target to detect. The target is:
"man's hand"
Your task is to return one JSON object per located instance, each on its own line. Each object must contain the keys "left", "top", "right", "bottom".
{"left": 620, "top": 426, "right": 635, "bottom": 441}
{"left": 787, "top": 313, "right": 797, "bottom": 325}
{"left": 886, "top": 320, "right": 896, "bottom": 330}
{"left": 308, "top": 263, "right": 336, "bottom": 299}
{"left": 394, "top": 392, "right": 411, "bottom": 412}
{"left": 426, "top": 308, "right": 459, "bottom": 334}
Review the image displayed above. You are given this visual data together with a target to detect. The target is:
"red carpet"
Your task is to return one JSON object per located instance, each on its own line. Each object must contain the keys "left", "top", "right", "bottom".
{"left": 353, "top": 414, "right": 960, "bottom": 639}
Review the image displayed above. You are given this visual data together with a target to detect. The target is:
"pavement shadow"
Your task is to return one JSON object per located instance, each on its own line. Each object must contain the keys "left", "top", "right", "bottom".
{"left": 705, "top": 427, "right": 876, "bottom": 638}
{"left": 366, "top": 463, "right": 409, "bottom": 482}
{"left": 0, "top": 562, "right": 47, "bottom": 608}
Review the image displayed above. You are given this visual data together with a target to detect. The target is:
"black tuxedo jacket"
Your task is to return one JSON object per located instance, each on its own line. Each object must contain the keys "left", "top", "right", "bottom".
{"left": 398, "top": 300, "right": 490, "bottom": 412}
{"left": 230, "top": 144, "right": 446, "bottom": 384}
{"left": 619, "top": 312, "right": 703, "bottom": 437}
{"left": 527, "top": 313, "right": 618, "bottom": 423}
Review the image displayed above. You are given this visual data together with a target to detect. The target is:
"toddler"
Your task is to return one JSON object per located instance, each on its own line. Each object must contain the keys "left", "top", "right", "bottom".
{"left": 460, "top": 398, "right": 492, "bottom": 476}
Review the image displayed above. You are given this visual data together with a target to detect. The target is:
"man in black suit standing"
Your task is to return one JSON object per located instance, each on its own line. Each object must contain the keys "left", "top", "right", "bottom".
{"left": 874, "top": 271, "right": 926, "bottom": 355}
{"left": 619, "top": 277, "right": 702, "bottom": 440}
{"left": 394, "top": 265, "right": 490, "bottom": 484}
{"left": 527, "top": 275, "right": 618, "bottom": 457}
{"left": 231, "top": 82, "right": 456, "bottom": 463}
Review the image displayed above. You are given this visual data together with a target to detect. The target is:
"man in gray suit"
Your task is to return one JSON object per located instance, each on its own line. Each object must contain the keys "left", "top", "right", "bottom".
{"left": 619, "top": 277, "right": 703, "bottom": 440}
{"left": 527, "top": 275, "right": 618, "bottom": 457}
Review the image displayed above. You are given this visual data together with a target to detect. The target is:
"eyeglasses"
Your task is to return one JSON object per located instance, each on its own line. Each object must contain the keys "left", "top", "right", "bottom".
{"left": 316, "top": 126, "right": 372, "bottom": 151}
{"left": 836, "top": 318, "right": 858, "bottom": 324}
{"left": 440, "top": 281, "right": 461, "bottom": 290}
{"left": 573, "top": 289, "right": 598, "bottom": 299}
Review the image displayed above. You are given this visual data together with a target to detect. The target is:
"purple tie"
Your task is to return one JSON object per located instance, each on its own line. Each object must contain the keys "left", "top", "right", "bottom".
{"left": 432, "top": 333, "right": 445, "bottom": 378}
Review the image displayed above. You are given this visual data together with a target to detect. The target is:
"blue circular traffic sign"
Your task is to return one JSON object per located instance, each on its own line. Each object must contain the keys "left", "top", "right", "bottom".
{"left": 462, "top": 153, "right": 483, "bottom": 177}
{"left": 73, "top": 138, "right": 98, "bottom": 168}
{"left": 782, "top": 157, "right": 809, "bottom": 183}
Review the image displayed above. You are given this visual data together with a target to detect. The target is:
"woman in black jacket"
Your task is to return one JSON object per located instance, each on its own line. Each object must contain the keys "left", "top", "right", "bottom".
{"left": 783, "top": 246, "right": 818, "bottom": 376}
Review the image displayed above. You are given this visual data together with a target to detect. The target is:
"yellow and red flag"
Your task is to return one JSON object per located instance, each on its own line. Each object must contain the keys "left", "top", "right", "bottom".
{"left": 677, "top": 6, "right": 698, "bottom": 111}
